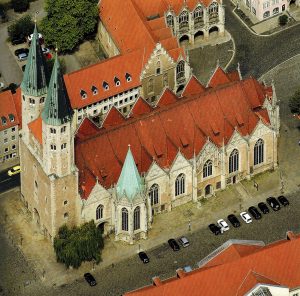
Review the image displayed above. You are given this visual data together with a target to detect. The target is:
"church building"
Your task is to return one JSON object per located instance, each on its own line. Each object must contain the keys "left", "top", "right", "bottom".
{"left": 19, "top": 22, "right": 279, "bottom": 243}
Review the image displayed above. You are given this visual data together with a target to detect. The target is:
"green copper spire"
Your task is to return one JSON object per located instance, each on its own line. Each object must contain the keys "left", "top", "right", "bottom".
{"left": 21, "top": 24, "right": 50, "bottom": 96}
{"left": 117, "top": 146, "right": 143, "bottom": 200}
{"left": 41, "top": 52, "right": 73, "bottom": 126}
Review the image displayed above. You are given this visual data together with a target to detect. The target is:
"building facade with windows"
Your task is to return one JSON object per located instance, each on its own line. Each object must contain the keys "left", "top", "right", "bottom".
{"left": 241, "top": 0, "right": 289, "bottom": 20}
{"left": 20, "top": 30, "right": 279, "bottom": 243}
{"left": 0, "top": 89, "right": 21, "bottom": 170}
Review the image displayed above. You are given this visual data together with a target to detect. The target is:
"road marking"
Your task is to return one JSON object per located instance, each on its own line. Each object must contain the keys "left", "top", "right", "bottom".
{"left": 0, "top": 178, "right": 10, "bottom": 183}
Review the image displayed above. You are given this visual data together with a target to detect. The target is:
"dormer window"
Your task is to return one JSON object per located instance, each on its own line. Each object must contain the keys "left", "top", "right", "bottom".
{"left": 91, "top": 85, "right": 98, "bottom": 95}
{"left": 125, "top": 73, "right": 132, "bottom": 82}
{"left": 103, "top": 81, "right": 109, "bottom": 91}
{"left": 156, "top": 60, "right": 161, "bottom": 75}
{"left": 114, "top": 76, "right": 121, "bottom": 86}
{"left": 80, "top": 90, "right": 87, "bottom": 99}
{"left": 1, "top": 116, "right": 7, "bottom": 125}
{"left": 8, "top": 114, "right": 15, "bottom": 122}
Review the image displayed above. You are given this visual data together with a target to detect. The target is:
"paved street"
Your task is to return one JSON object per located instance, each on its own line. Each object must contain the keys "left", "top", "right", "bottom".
{"left": 0, "top": 170, "right": 20, "bottom": 194}
{"left": 224, "top": 0, "right": 300, "bottom": 78}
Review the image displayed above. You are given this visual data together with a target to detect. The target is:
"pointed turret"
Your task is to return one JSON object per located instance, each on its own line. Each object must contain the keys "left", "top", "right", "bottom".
{"left": 117, "top": 146, "right": 143, "bottom": 200}
{"left": 21, "top": 24, "right": 49, "bottom": 96}
{"left": 42, "top": 52, "right": 73, "bottom": 125}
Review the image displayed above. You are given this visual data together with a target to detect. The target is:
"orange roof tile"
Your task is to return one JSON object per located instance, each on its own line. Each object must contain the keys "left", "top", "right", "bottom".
{"left": 64, "top": 50, "right": 143, "bottom": 109}
{"left": 102, "top": 106, "right": 126, "bottom": 128}
{"left": 28, "top": 117, "right": 42, "bottom": 145}
{"left": 75, "top": 118, "right": 100, "bottom": 141}
{"left": 207, "top": 66, "right": 231, "bottom": 88}
{"left": 129, "top": 97, "right": 153, "bottom": 117}
{"left": 0, "top": 90, "right": 19, "bottom": 132}
{"left": 13, "top": 88, "right": 22, "bottom": 129}
{"left": 182, "top": 75, "right": 206, "bottom": 96}
{"left": 75, "top": 75, "right": 271, "bottom": 198}
{"left": 125, "top": 236, "right": 300, "bottom": 296}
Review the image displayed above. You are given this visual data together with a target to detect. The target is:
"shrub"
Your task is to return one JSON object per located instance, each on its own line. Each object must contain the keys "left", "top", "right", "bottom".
{"left": 279, "top": 14, "right": 288, "bottom": 26}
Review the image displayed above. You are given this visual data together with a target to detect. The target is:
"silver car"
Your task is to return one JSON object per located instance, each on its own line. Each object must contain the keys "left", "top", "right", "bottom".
{"left": 178, "top": 236, "right": 190, "bottom": 247}
{"left": 18, "top": 52, "right": 28, "bottom": 61}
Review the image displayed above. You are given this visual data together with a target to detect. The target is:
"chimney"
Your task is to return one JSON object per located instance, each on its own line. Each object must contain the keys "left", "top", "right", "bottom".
{"left": 176, "top": 268, "right": 186, "bottom": 278}
{"left": 152, "top": 276, "right": 162, "bottom": 286}
{"left": 286, "top": 231, "right": 297, "bottom": 240}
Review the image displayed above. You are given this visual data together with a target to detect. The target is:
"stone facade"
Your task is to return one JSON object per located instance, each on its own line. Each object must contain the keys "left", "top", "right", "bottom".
{"left": 0, "top": 125, "right": 19, "bottom": 167}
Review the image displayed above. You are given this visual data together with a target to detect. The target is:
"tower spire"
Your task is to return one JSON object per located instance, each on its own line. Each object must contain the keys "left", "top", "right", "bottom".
{"left": 21, "top": 23, "right": 49, "bottom": 96}
{"left": 41, "top": 51, "right": 73, "bottom": 125}
{"left": 116, "top": 146, "right": 143, "bottom": 200}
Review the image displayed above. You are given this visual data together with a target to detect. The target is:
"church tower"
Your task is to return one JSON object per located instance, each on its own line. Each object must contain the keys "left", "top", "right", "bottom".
{"left": 114, "top": 146, "right": 149, "bottom": 244}
{"left": 20, "top": 24, "right": 50, "bottom": 143}
{"left": 41, "top": 52, "right": 74, "bottom": 177}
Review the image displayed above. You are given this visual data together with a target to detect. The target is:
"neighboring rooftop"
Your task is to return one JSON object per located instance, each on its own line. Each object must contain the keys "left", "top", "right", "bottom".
{"left": 124, "top": 234, "right": 300, "bottom": 296}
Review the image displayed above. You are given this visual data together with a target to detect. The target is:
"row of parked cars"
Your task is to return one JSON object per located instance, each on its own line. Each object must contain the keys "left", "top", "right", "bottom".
{"left": 208, "top": 195, "right": 289, "bottom": 235}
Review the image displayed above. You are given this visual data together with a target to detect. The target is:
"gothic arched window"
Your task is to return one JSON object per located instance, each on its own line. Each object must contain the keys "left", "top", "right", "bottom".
{"left": 149, "top": 184, "right": 159, "bottom": 205}
{"left": 167, "top": 14, "right": 174, "bottom": 27}
{"left": 175, "top": 173, "right": 185, "bottom": 196}
{"left": 209, "top": 2, "right": 219, "bottom": 15}
{"left": 121, "top": 208, "right": 128, "bottom": 231}
{"left": 96, "top": 204, "right": 103, "bottom": 220}
{"left": 148, "top": 78, "right": 154, "bottom": 93}
{"left": 194, "top": 6, "right": 203, "bottom": 20}
{"left": 176, "top": 61, "right": 185, "bottom": 79}
{"left": 179, "top": 11, "right": 189, "bottom": 23}
{"left": 229, "top": 149, "right": 239, "bottom": 174}
{"left": 133, "top": 206, "right": 140, "bottom": 230}
{"left": 254, "top": 139, "right": 264, "bottom": 165}
{"left": 203, "top": 160, "right": 213, "bottom": 178}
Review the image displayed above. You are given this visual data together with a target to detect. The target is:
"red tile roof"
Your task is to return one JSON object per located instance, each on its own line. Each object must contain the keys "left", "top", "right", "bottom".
{"left": 28, "top": 117, "right": 42, "bottom": 145}
{"left": 75, "top": 117, "right": 100, "bottom": 141}
{"left": 129, "top": 97, "right": 153, "bottom": 118}
{"left": 156, "top": 88, "right": 178, "bottom": 106}
{"left": 182, "top": 75, "right": 206, "bottom": 96}
{"left": 75, "top": 76, "right": 272, "bottom": 198}
{"left": 124, "top": 235, "right": 300, "bottom": 296}
{"left": 0, "top": 90, "right": 19, "bottom": 132}
{"left": 64, "top": 50, "right": 143, "bottom": 109}
{"left": 102, "top": 106, "right": 126, "bottom": 128}
{"left": 207, "top": 66, "right": 232, "bottom": 88}
{"left": 13, "top": 88, "right": 22, "bottom": 129}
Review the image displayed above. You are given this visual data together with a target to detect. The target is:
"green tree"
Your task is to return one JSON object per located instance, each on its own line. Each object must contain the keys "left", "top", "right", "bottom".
{"left": 53, "top": 221, "right": 104, "bottom": 269}
{"left": 40, "top": 0, "right": 98, "bottom": 52}
{"left": 11, "top": 0, "right": 29, "bottom": 13}
{"left": 8, "top": 14, "right": 34, "bottom": 40}
{"left": 289, "top": 90, "right": 300, "bottom": 115}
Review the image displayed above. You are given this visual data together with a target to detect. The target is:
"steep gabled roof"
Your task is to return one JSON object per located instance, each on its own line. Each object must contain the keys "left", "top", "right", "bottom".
{"left": 75, "top": 117, "right": 99, "bottom": 141}
{"left": 102, "top": 106, "right": 126, "bottom": 128}
{"left": 129, "top": 97, "right": 153, "bottom": 117}
{"left": 207, "top": 66, "right": 231, "bottom": 88}
{"left": 21, "top": 24, "right": 50, "bottom": 97}
{"left": 182, "top": 75, "right": 206, "bottom": 96}
{"left": 28, "top": 117, "right": 42, "bottom": 144}
{"left": 156, "top": 88, "right": 178, "bottom": 107}
{"left": 0, "top": 90, "right": 19, "bottom": 131}
{"left": 42, "top": 54, "right": 73, "bottom": 126}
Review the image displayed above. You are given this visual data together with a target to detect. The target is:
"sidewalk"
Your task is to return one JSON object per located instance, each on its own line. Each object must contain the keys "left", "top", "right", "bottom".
{"left": 0, "top": 168, "right": 289, "bottom": 288}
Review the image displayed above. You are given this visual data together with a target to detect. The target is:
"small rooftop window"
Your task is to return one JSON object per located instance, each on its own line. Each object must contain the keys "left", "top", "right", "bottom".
{"left": 125, "top": 73, "right": 132, "bottom": 82}
{"left": 114, "top": 77, "right": 121, "bottom": 86}
{"left": 103, "top": 81, "right": 109, "bottom": 91}
{"left": 1, "top": 116, "right": 7, "bottom": 126}
{"left": 80, "top": 89, "right": 87, "bottom": 99}
{"left": 8, "top": 114, "right": 15, "bottom": 122}
{"left": 91, "top": 85, "right": 98, "bottom": 95}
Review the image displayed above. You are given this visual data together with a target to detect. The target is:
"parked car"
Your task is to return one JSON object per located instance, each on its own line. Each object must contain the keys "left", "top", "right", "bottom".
{"left": 258, "top": 202, "right": 269, "bottom": 214}
{"left": 14, "top": 48, "right": 29, "bottom": 56}
{"left": 266, "top": 197, "right": 281, "bottom": 211}
{"left": 8, "top": 165, "right": 21, "bottom": 176}
{"left": 44, "top": 52, "right": 52, "bottom": 60}
{"left": 11, "top": 36, "right": 26, "bottom": 45}
{"left": 217, "top": 219, "right": 229, "bottom": 232}
{"left": 240, "top": 212, "right": 252, "bottom": 224}
{"left": 168, "top": 239, "right": 180, "bottom": 251}
{"left": 178, "top": 236, "right": 190, "bottom": 248}
{"left": 84, "top": 273, "right": 97, "bottom": 286}
{"left": 138, "top": 251, "right": 149, "bottom": 263}
{"left": 18, "top": 52, "right": 28, "bottom": 61}
{"left": 227, "top": 214, "right": 240, "bottom": 228}
{"left": 208, "top": 223, "right": 221, "bottom": 235}
{"left": 28, "top": 33, "right": 43, "bottom": 41}
{"left": 248, "top": 206, "right": 262, "bottom": 220}
{"left": 278, "top": 195, "right": 289, "bottom": 206}
{"left": 42, "top": 47, "right": 50, "bottom": 54}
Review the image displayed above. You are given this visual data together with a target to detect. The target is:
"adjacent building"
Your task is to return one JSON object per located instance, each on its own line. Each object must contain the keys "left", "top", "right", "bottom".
{"left": 124, "top": 232, "right": 300, "bottom": 296}
{"left": 0, "top": 89, "right": 21, "bottom": 170}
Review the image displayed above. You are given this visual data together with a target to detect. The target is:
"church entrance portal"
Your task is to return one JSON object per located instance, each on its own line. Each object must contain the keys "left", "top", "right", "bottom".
{"left": 205, "top": 184, "right": 212, "bottom": 196}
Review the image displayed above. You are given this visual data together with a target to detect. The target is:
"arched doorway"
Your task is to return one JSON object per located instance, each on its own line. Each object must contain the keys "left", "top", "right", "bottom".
{"left": 209, "top": 26, "right": 219, "bottom": 38}
{"left": 194, "top": 31, "right": 204, "bottom": 43}
{"left": 205, "top": 184, "right": 213, "bottom": 196}
{"left": 179, "top": 35, "right": 189, "bottom": 46}
{"left": 33, "top": 208, "right": 40, "bottom": 225}
{"left": 97, "top": 222, "right": 106, "bottom": 234}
